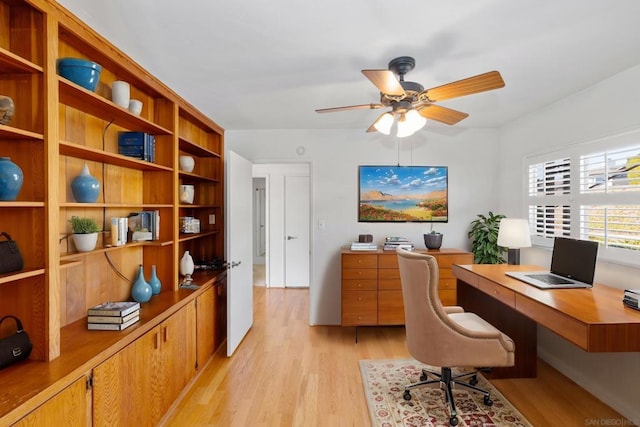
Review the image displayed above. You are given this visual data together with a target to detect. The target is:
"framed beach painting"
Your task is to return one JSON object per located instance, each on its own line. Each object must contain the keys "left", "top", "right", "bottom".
{"left": 358, "top": 165, "right": 448, "bottom": 222}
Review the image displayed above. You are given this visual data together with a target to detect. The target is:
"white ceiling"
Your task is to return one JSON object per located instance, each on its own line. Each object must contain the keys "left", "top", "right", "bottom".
{"left": 56, "top": 0, "right": 640, "bottom": 133}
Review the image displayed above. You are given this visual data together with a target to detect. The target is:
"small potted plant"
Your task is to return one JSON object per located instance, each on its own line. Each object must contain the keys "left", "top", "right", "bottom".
{"left": 69, "top": 216, "right": 101, "bottom": 252}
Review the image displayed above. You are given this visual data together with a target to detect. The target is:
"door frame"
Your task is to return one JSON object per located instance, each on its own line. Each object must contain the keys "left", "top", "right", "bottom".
{"left": 251, "top": 163, "right": 311, "bottom": 290}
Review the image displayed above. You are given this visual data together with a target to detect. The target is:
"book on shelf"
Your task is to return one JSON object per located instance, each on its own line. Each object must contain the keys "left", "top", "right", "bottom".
{"left": 87, "top": 301, "right": 140, "bottom": 317}
{"left": 88, "top": 315, "right": 140, "bottom": 331}
{"left": 87, "top": 310, "right": 140, "bottom": 324}
{"left": 118, "top": 131, "right": 155, "bottom": 162}
{"left": 127, "top": 210, "right": 160, "bottom": 241}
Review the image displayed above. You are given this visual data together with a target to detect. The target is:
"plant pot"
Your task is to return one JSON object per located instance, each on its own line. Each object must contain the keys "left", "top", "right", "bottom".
{"left": 72, "top": 232, "right": 98, "bottom": 252}
{"left": 424, "top": 233, "right": 443, "bottom": 249}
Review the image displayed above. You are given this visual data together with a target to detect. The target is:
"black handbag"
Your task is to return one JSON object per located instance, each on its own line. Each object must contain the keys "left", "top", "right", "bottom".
{"left": 0, "top": 315, "right": 32, "bottom": 369}
{"left": 0, "top": 232, "right": 23, "bottom": 274}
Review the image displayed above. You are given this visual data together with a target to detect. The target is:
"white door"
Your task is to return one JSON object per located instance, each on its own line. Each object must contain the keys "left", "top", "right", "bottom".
{"left": 226, "top": 151, "right": 253, "bottom": 356}
{"left": 284, "top": 175, "right": 310, "bottom": 287}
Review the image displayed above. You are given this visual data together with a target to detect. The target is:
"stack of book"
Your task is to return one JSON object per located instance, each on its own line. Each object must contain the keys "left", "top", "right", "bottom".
{"left": 350, "top": 241, "right": 378, "bottom": 251}
{"left": 87, "top": 301, "right": 141, "bottom": 330}
{"left": 118, "top": 131, "right": 155, "bottom": 162}
{"left": 383, "top": 236, "right": 414, "bottom": 251}
{"left": 623, "top": 289, "right": 640, "bottom": 311}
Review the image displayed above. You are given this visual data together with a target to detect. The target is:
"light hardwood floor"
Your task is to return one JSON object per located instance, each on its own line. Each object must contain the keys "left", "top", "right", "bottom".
{"left": 164, "top": 286, "right": 631, "bottom": 426}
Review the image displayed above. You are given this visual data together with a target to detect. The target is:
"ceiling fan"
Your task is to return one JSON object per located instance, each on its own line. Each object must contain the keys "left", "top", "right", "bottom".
{"left": 315, "top": 56, "right": 505, "bottom": 137}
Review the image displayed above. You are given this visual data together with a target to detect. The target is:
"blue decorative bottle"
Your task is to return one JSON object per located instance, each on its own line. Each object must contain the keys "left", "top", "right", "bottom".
{"left": 149, "top": 264, "right": 162, "bottom": 295}
{"left": 0, "top": 157, "right": 23, "bottom": 201}
{"left": 71, "top": 163, "right": 100, "bottom": 203}
{"left": 131, "top": 265, "right": 152, "bottom": 303}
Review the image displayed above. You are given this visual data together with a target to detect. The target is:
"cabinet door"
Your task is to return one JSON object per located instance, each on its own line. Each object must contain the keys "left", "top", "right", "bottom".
{"left": 92, "top": 327, "right": 159, "bottom": 427}
{"left": 196, "top": 287, "right": 215, "bottom": 370}
{"left": 378, "top": 290, "right": 405, "bottom": 325}
{"left": 13, "top": 376, "right": 88, "bottom": 426}
{"left": 159, "top": 306, "right": 193, "bottom": 415}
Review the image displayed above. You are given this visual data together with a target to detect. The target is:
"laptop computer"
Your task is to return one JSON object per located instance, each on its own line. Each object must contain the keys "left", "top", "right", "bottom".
{"left": 505, "top": 237, "right": 599, "bottom": 289}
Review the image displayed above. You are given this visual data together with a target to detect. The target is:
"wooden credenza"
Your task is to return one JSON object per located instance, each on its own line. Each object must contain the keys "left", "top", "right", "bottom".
{"left": 341, "top": 248, "right": 473, "bottom": 326}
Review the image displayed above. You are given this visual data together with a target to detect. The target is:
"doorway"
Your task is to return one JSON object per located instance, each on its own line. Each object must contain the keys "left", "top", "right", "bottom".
{"left": 252, "top": 163, "right": 311, "bottom": 288}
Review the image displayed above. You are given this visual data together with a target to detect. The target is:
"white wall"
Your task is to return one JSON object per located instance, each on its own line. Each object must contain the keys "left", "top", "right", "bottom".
{"left": 497, "top": 64, "right": 640, "bottom": 421}
{"left": 227, "top": 128, "right": 499, "bottom": 324}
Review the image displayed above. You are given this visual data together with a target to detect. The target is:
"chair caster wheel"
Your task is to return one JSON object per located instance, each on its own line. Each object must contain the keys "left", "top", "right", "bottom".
{"left": 449, "top": 416, "right": 459, "bottom": 426}
{"left": 469, "top": 375, "right": 478, "bottom": 386}
{"left": 483, "top": 395, "right": 493, "bottom": 406}
{"left": 403, "top": 391, "right": 412, "bottom": 401}
{"left": 420, "top": 373, "right": 428, "bottom": 381}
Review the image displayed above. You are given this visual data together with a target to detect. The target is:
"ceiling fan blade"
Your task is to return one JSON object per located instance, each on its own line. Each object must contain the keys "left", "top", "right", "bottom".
{"left": 423, "top": 71, "right": 505, "bottom": 102}
{"left": 418, "top": 104, "right": 469, "bottom": 125}
{"left": 315, "top": 103, "right": 383, "bottom": 113}
{"left": 361, "top": 69, "right": 405, "bottom": 96}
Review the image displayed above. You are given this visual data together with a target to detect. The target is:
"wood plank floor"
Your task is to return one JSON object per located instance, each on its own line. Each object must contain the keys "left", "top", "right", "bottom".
{"left": 164, "top": 286, "right": 630, "bottom": 426}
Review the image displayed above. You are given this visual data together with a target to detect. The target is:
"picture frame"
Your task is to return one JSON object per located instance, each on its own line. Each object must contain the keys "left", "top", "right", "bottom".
{"left": 358, "top": 165, "right": 448, "bottom": 222}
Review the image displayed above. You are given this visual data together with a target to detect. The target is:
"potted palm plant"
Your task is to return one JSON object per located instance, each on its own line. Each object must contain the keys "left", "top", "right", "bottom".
{"left": 69, "top": 216, "right": 101, "bottom": 252}
{"left": 468, "top": 211, "right": 506, "bottom": 264}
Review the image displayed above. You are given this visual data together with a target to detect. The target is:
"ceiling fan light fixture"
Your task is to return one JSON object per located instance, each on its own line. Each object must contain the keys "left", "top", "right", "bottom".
{"left": 396, "top": 113, "right": 415, "bottom": 138}
{"left": 373, "top": 112, "right": 394, "bottom": 135}
{"left": 405, "top": 109, "right": 427, "bottom": 132}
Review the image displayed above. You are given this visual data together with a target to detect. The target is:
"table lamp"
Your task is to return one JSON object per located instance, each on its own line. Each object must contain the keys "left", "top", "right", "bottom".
{"left": 497, "top": 218, "right": 532, "bottom": 265}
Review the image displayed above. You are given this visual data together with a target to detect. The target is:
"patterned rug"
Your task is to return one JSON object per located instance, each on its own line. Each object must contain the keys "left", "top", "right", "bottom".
{"left": 359, "top": 359, "right": 532, "bottom": 427}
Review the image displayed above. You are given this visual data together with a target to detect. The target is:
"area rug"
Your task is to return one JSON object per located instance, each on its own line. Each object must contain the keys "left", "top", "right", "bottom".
{"left": 359, "top": 359, "right": 532, "bottom": 427}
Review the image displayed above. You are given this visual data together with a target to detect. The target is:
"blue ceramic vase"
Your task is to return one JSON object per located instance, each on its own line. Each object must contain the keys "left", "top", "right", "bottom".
{"left": 71, "top": 163, "right": 100, "bottom": 203}
{"left": 131, "top": 265, "right": 152, "bottom": 303}
{"left": 0, "top": 157, "right": 23, "bottom": 201}
{"left": 149, "top": 265, "right": 162, "bottom": 295}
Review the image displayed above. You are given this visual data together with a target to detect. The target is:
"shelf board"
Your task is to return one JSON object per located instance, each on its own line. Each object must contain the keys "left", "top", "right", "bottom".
{"left": 178, "top": 137, "right": 221, "bottom": 158}
{"left": 58, "top": 78, "right": 172, "bottom": 136}
{"left": 179, "top": 203, "right": 220, "bottom": 209}
{"left": 0, "top": 46, "right": 43, "bottom": 73}
{"left": 0, "top": 201, "right": 45, "bottom": 208}
{"left": 59, "top": 202, "right": 172, "bottom": 209}
{"left": 59, "top": 140, "right": 173, "bottom": 172}
{"left": 0, "top": 267, "right": 46, "bottom": 285}
{"left": 60, "top": 239, "right": 174, "bottom": 261}
{"left": 0, "top": 125, "right": 44, "bottom": 141}
{"left": 178, "top": 230, "right": 219, "bottom": 243}
{"left": 179, "top": 171, "right": 220, "bottom": 182}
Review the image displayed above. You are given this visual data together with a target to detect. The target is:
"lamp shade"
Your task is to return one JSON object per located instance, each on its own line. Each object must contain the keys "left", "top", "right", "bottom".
{"left": 373, "top": 112, "right": 393, "bottom": 135}
{"left": 497, "top": 218, "right": 532, "bottom": 249}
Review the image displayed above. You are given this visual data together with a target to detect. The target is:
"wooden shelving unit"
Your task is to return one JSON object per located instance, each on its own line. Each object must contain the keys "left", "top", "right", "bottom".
{"left": 0, "top": 0, "right": 226, "bottom": 424}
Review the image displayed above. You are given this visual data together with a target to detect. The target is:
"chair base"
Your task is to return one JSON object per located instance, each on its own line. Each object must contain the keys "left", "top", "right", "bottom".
{"left": 403, "top": 367, "right": 493, "bottom": 426}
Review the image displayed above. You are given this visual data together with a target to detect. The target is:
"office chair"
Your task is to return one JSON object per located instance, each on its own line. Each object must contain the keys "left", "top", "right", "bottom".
{"left": 396, "top": 248, "right": 515, "bottom": 426}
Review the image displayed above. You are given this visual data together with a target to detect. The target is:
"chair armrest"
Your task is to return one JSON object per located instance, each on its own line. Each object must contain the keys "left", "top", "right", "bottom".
{"left": 444, "top": 306, "right": 464, "bottom": 314}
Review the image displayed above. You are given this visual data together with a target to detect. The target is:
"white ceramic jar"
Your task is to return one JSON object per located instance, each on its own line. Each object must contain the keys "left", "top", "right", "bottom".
{"left": 179, "top": 155, "right": 195, "bottom": 172}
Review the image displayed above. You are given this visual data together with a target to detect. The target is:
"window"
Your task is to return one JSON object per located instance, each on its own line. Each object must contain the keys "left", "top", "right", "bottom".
{"left": 525, "top": 130, "right": 640, "bottom": 265}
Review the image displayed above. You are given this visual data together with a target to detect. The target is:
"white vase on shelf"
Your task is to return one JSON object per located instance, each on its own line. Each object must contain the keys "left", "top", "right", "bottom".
{"left": 180, "top": 251, "right": 194, "bottom": 276}
{"left": 179, "top": 155, "right": 195, "bottom": 172}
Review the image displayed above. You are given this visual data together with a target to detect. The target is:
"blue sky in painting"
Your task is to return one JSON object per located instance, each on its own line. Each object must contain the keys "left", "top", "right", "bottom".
{"left": 359, "top": 166, "right": 448, "bottom": 196}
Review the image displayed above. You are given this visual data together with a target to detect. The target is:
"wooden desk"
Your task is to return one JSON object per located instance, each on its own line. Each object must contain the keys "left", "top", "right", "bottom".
{"left": 454, "top": 264, "right": 640, "bottom": 378}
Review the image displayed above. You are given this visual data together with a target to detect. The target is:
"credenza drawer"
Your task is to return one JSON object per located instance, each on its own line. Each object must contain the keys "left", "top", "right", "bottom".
{"left": 342, "top": 290, "right": 377, "bottom": 325}
{"left": 439, "top": 276, "right": 457, "bottom": 291}
{"left": 378, "top": 269, "right": 401, "bottom": 290}
{"left": 378, "top": 290, "right": 405, "bottom": 324}
{"left": 342, "top": 254, "right": 377, "bottom": 269}
{"left": 342, "top": 268, "right": 378, "bottom": 280}
{"left": 378, "top": 254, "right": 399, "bottom": 269}
{"left": 436, "top": 254, "right": 474, "bottom": 268}
{"left": 342, "top": 279, "right": 377, "bottom": 291}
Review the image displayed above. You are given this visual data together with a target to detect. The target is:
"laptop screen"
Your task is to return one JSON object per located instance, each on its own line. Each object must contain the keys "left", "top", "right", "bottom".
{"left": 550, "top": 237, "right": 599, "bottom": 284}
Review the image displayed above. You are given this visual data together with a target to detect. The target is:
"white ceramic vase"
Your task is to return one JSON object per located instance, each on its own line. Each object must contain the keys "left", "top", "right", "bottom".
{"left": 179, "top": 155, "right": 195, "bottom": 172}
{"left": 180, "top": 251, "right": 195, "bottom": 276}
{"left": 111, "top": 80, "right": 130, "bottom": 108}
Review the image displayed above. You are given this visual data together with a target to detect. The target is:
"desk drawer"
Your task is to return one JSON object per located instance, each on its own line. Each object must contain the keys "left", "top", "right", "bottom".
{"left": 342, "top": 268, "right": 377, "bottom": 280}
{"left": 342, "top": 254, "right": 377, "bottom": 269}
{"left": 343, "top": 279, "right": 377, "bottom": 291}
{"left": 478, "top": 278, "right": 515, "bottom": 308}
